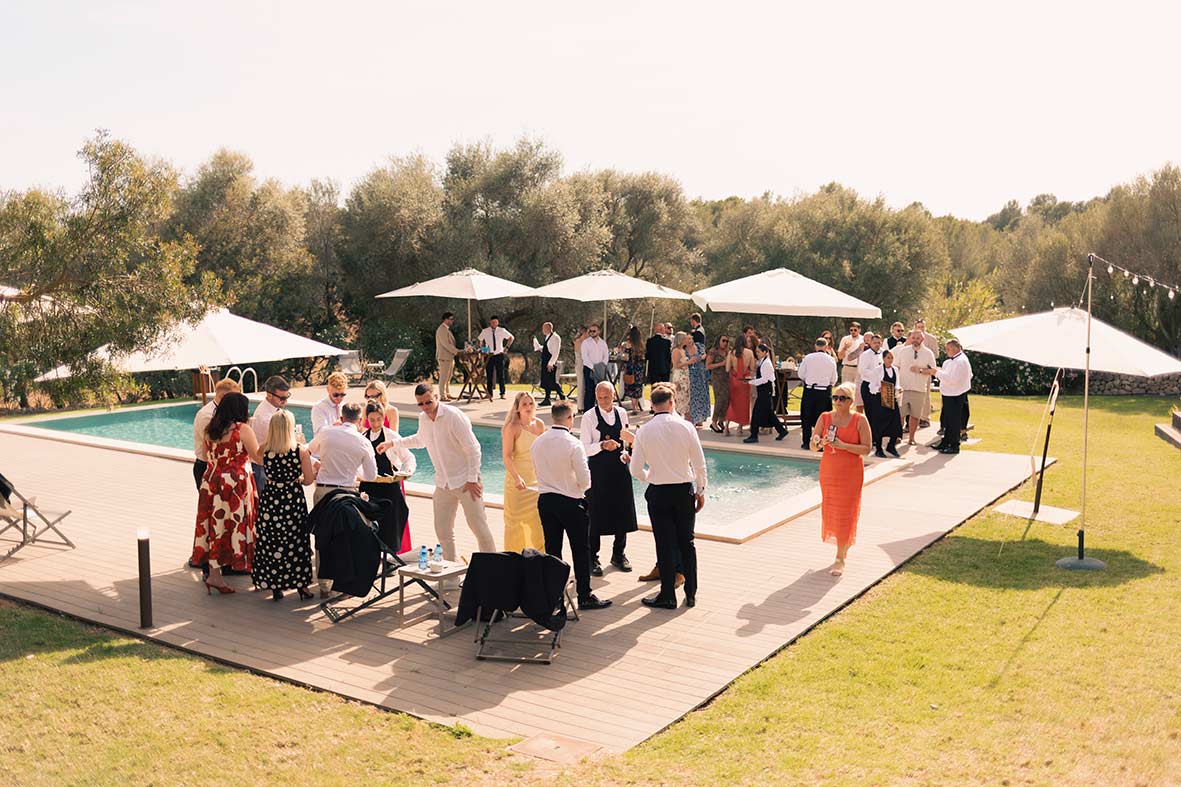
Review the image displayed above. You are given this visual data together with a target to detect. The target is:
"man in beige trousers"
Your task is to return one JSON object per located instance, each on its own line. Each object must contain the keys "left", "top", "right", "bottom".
{"left": 436, "top": 311, "right": 459, "bottom": 401}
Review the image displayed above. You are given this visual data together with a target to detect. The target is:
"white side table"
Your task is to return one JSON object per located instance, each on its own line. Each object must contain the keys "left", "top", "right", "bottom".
{"left": 397, "top": 562, "right": 469, "bottom": 638}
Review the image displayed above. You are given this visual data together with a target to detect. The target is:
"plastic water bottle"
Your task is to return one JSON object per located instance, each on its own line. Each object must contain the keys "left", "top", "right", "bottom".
{"left": 433, "top": 543, "right": 444, "bottom": 564}
{"left": 418, "top": 545, "right": 428, "bottom": 570}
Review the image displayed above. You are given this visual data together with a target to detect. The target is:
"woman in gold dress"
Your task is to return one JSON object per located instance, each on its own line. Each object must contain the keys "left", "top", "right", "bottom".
{"left": 501, "top": 392, "right": 546, "bottom": 551}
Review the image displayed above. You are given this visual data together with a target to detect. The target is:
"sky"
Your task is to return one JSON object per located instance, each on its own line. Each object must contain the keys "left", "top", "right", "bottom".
{"left": 1, "top": 1, "right": 1179, "bottom": 219}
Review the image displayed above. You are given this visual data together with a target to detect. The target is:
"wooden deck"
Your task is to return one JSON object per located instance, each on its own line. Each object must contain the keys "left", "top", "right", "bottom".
{"left": 0, "top": 415, "right": 1044, "bottom": 753}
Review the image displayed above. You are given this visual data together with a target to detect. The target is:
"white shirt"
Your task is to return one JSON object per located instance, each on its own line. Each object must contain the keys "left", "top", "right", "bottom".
{"left": 859, "top": 348, "right": 885, "bottom": 393}
{"left": 838, "top": 334, "right": 865, "bottom": 366}
{"left": 797, "top": 351, "right": 839, "bottom": 388}
{"left": 311, "top": 396, "right": 342, "bottom": 435}
{"left": 935, "top": 351, "right": 973, "bottom": 397}
{"left": 531, "top": 426, "right": 592, "bottom": 499}
{"left": 308, "top": 423, "right": 378, "bottom": 487}
{"left": 629, "top": 411, "right": 708, "bottom": 494}
{"left": 478, "top": 326, "right": 514, "bottom": 356}
{"left": 361, "top": 426, "right": 417, "bottom": 476}
{"left": 533, "top": 332, "right": 562, "bottom": 366}
{"left": 895, "top": 343, "right": 936, "bottom": 392}
{"left": 580, "top": 336, "right": 610, "bottom": 369}
{"left": 384, "top": 404, "right": 481, "bottom": 490}
{"left": 748, "top": 356, "right": 776, "bottom": 390}
{"left": 250, "top": 399, "right": 281, "bottom": 444}
{"left": 193, "top": 401, "right": 216, "bottom": 460}
{"left": 579, "top": 405, "right": 630, "bottom": 458}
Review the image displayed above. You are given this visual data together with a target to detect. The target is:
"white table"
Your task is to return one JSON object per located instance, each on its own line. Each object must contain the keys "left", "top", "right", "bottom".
{"left": 397, "top": 562, "right": 468, "bottom": 638}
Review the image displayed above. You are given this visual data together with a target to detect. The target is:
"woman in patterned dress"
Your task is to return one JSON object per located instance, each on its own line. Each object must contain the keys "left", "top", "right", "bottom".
{"left": 191, "top": 392, "right": 261, "bottom": 595}
{"left": 688, "top": 335, "right": 712, "bottom": 426}
{"left": 706, "top": 335, "right": 731, "bottom": 433}
{"left": 251, "top": 410, "right": 315, "bottom": 601}
{"left": 619, "top": 325, "right": 646, "bottom": 414}
{"left": 670, "top": 332, "right": 693, "bottom": 420}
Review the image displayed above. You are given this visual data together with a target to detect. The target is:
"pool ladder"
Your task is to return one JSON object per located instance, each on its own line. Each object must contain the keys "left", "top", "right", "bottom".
{"left": 224, "top": 366, "right": 259, "bottom": 394}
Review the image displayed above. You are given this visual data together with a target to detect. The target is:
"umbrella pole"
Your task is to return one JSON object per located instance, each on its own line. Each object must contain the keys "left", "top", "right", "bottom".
{"left": 1058, "top": 254, "right": 1105, "bottom": 570}
{"left": 603, "top": 301, "right": 608, "bottom": 343}
{"left": 1031, "top": 371, "right": 1061, "bottom": 516}
{"left": 467, "top": 299, "right": 472, "bottom": 343}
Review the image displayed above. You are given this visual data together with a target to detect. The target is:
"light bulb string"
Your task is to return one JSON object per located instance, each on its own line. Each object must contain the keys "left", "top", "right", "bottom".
{"left": 1088, "top": 254, "right": 1179, "bottom": 303}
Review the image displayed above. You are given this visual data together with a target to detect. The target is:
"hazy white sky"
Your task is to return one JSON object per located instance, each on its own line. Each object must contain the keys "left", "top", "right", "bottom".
{"left": 2, "top": 1, "right": 1178, "bottom": 219}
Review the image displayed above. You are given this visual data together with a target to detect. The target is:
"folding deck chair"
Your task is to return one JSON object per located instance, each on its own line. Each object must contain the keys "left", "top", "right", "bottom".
{"left": 0, "top": 471, "right": 74, "bottom": 560}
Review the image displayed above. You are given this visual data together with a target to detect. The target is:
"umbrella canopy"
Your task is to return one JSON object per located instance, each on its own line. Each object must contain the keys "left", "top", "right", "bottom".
{"left": 525, "top": 269, "right": 691, "bottom": 339}
{"left": 951, "top": 307, "right": 1181, "bottom": 377}
{"left": 35, "top": 308, "right": 348, "bottom": 380}
{"left": 375, "top": 268, "right": 535, "bottom": 339}
{"left": 691, "top": 268, "right": 882, "bottom": 319}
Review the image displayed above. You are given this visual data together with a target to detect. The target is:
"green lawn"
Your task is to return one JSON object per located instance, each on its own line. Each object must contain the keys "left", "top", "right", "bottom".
{"left": 3, "top": 394, "right": 1180, "bottom": 785}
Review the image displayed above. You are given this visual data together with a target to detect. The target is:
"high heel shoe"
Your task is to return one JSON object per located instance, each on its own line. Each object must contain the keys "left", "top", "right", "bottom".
{"left": 204, "top": 580, "right": 236, "bottom": 595}
{"left": 296, "top": 587, "right": 314, "bottom": 601}
{"left": 271, "top": 589, "right": 284, "bottom": 602}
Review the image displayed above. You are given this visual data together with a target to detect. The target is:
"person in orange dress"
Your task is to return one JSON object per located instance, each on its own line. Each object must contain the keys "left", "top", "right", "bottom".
{"left": 810, "top": 381, "right": 872, "bottom": 576}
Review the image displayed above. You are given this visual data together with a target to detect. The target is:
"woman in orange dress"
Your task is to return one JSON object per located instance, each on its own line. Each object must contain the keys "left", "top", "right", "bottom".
{"left": 724, "top": 334, "right": 755, "bottom": 436}
{"left": 811, "top": 381, "right": 872, "bottom": 576}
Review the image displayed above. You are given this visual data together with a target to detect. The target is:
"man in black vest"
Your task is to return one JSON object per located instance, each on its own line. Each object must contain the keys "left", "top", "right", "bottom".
{"left": 645, "top": 323, "right": 672, "bottom": 385}
{"left": 533, "top": 321, "right": 565, "bottom": 406}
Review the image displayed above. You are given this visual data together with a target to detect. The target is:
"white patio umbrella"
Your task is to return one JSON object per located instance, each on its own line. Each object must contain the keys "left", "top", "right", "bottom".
{"left": 35, "top": 308, "right": 348, "bottom": 380}
{"left": 950, "top": 256, "right": 1181, "bottom": 569}
{"left": 691, "top": 267, "right": 882, "bottom": 319}
{"left": 525, "top": 269, "right": 691, "bottom": 340}
{"left": 375, "top": 268, "right": 535, "bottom": 340}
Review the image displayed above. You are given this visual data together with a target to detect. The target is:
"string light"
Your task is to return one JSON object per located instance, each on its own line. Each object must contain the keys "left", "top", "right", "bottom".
{"left": 1092, "top": 254, "right": 1180, "bottom": 305}
{"left": 1132, "top": 276, "right": 1139, "bottom": 285}
{"left": 1107, "top": 265, "right": 1114, "bottom": 274}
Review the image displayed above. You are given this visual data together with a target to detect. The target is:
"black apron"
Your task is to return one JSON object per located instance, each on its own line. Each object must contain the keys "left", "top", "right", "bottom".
{"left": 873, "top": 367, "right": 904, "bottom": 440}
{"left": 751, "top": 359, "right": 779, "bottom": 427}
{"left": 539, "top": 333, "right": 557, "bottom": 391}
{"left": 586, "top": 407, "right": 638, "bottom": 537}
{"left": 359, "top": 429, "right": 410, "bottom": 551}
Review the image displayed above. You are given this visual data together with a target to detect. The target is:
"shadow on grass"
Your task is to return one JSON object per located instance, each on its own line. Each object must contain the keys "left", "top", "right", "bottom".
{"left": 0, "top": 602, "right": 193, "bottom": 665}
{"left": 896, "top": 536, "right": 1164, "bottom": 590}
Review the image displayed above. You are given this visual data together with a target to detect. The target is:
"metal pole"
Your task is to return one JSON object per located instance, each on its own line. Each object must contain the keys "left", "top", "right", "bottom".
{"left": 137, "top": 528, "right": 153, "bottom": 628}
{"left": 1031, "top": 372, "right": 1061, "bottom": 516}
{"left": 466, "top": 298, "right": 472, "bottom": 342}
{"left": 1081, "top": 256, "right": 1092, "bottom": 547}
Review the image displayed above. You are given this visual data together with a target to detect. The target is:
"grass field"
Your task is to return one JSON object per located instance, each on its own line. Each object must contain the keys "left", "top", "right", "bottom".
{"left": 3, "top": 394, "right": 1180, "bottom": 786}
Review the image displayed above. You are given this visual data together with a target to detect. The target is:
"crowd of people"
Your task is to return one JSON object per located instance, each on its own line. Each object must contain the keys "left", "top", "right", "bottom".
{"left": 188, "top": 311, "right": 972, "bottom": 606}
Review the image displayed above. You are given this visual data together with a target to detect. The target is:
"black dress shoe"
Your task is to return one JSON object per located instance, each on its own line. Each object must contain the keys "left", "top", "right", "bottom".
{"left": 610, "top": 554, "right": 632, "bottom": 572}
{"left": 641, "top": 594, "right": 677, "bottom": 610}
{"left": 682, "top": 596, "right": 696, "bottom": 608}
{"left": 540, "top": 400, "right": 552, "bottom": 407}
{"left": 874, "top": 448, "right": 887, "bottom": 458}
{"left": 578, "top": 594, "right": 613, "bottom": 611}
{"left": 742, "top": 436, "right": 759, "bottom": 444}
{"left": 590, "top": 558, "right": 604, "bottom": 577}
{"left": 938, "top": 446, "right": 960, "bottom": 454}
{"left": 775, "top": 431, "right": 788, "bottom": 441}
{"left": 886, "top": 445, "right": 901, "bottom": 458}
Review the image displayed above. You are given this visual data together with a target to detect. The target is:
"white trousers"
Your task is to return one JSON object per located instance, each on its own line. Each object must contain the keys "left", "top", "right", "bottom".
{"left": 432, "top": 484, "right": 496, "bottom": 561}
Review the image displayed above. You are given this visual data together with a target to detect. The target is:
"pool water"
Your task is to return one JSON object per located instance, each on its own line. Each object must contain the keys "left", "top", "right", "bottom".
{"left": 31, "top": 403, "right": 819, "bottom": 529}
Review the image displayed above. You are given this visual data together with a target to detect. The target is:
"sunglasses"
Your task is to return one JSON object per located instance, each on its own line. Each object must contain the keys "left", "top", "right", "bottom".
{"left": 832, "top": 395, "right": 852, "bottom": 402}
{"left": 329, "top": 392, "right": 347, "bottom": 399}
{"left": 270, "top": 392, "right": 291, "bottom": 401}
{"left": 364, "top": 393, "right": 381, "bottom": 400}
{"left": 415, "top": 400, "right": 433, "bottom": 408}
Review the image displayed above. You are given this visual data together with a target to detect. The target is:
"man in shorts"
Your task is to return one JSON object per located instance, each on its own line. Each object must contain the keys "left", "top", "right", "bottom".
{"left": 897, "top": 329, "right": 937, "bottom": 445}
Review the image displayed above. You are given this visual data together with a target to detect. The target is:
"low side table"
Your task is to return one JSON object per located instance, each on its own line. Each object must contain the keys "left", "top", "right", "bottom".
{"left": 398, "top": 562, "right": 469, "bottom": 638}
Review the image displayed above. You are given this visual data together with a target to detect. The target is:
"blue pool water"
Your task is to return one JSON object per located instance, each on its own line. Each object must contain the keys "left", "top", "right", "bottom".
{"left": 30, "top": 402, "right": 818, "bottom": 528}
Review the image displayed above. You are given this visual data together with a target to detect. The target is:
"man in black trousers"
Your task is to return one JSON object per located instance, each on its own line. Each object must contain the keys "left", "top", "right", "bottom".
{"left": 645, "top": 323, "right": 672, "bottom": 385}
{"left": 529, "top": 401, "right": 612, "bottom": 611}
{"left": 629, "top": 384, "right": 707, "bottom": 609}
{"left": 796, "top": 337, "right": 838, "bottom": 449}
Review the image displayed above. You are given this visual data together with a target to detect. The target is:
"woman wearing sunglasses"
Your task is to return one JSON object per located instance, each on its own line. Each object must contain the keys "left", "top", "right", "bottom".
{"left": 810, "top": 381, "right": 872, "bottom": 577}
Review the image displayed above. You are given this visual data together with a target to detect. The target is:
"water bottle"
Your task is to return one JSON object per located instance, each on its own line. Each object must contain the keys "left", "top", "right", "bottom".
{"left": 433, "top": 543, "right": 444, "bottom": 564}
{"left": 418, "top": 545, "right": 428, "bottom": 570}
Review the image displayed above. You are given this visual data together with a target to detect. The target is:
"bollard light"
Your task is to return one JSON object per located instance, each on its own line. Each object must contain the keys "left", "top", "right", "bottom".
{"left": 137, "top": 527, "right": 153, "bottom": 629}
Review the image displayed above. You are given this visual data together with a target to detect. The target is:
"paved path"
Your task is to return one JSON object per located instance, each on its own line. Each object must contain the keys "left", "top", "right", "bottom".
{"left": 0, "top": 421, "right": 1039, "bottom": 752}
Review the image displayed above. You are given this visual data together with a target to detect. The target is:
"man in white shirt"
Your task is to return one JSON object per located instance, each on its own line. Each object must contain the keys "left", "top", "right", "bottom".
{"left": 743, "top": 343, "right": 789, "bottom": 443}
{"left": 630, "top": 384, "right": 707, "bottom": 609}
{"left": 913, "top": 319, "right": 940, "bottom": 426}
{"left": 531, "top": 401, "right": 612, "bottom": 611}
{"left": 797, "top": 338, "right": 839, "bottom": 449}
{"left": 922, "top": 339, "right": 973, "bottom": 454}
{"left": 248, "top": 375, "right": 292, "bottom": 492}
{"left": 477, "top": 316, "right": 514, "bottom": 400}
{"left": 312, "top": 371, "right": 349, "bottom": 435}
{"left": 380, "top": 384, "right": 496, "bottom": 561}
{"left": 898, "top": 330, "right": 937, "bottom": 445}
{"left": 578, "top": 323, "right": 610, "bottom": 413}
{"left": 532, "top": 321, "right": 565, "bottom": 406}
{"left": 858, "top": 332, "right": 883, "bottom": 418}
{"left": 837, "top": 322, "right": 866, "bottom": 407}
{"left": 191, "top": 378, "right": 241, "bottom": 491}
{"left": 436, "top": 311, "right": 460, "bottom": 401}
{"left": 580, "top": 381, "right": 637, "bottom": 576}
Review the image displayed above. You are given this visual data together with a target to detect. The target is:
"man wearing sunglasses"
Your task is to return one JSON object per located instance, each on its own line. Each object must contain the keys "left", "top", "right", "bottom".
{"left": 312, "top": 372, "right": 350, "bottom": 436}
{"left": 579, "top": 323, "right": 610, "bottom": 413}
{"left": 249, "top": 375, "right": 293, "bottom": 493}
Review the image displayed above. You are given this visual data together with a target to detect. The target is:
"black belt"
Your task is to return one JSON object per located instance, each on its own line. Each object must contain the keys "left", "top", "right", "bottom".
{"left": 316, "top": 483, "right": 356, "bottom": 489}
{"left": 806, "top": 384, "right": 832, "bottom": 390}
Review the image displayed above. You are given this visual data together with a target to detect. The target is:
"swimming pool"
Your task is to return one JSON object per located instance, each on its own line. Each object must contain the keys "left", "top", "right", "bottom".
{"left": 26, "top": 402, "right": 820, "bottom": 531}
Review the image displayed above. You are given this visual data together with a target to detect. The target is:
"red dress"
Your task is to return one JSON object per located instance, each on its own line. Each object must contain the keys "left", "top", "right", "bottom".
{"left": 819, "top": 411, "right": 865, "bottom": 547}
{"left": 726, "top": 356, "right": 752, "bottom": 426}
{"left": 190, "top": 424, "right": 257, "bottom": 571}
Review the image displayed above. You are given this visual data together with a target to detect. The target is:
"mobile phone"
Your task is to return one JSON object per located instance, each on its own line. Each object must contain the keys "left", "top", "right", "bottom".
{"left": 826, "top": 425, "right": 838, "bottom": 441}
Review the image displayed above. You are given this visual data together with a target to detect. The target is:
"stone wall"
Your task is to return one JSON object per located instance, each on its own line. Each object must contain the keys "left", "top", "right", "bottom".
{"left": 1089, "top": 371, "right": 1181, "bottom": 396}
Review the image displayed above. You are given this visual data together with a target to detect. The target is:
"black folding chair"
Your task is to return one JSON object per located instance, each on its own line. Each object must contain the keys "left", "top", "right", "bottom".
{"left": 0, "top": 471, "right": 73, "bottom": 560}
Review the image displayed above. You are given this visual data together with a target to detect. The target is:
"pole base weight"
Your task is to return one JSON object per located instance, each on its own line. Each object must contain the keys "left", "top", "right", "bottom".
{"left": 1055, "top": 556, "right": 1106, "bottom": 571}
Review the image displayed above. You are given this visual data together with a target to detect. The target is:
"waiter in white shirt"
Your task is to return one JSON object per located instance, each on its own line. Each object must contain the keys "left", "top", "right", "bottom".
{"left": 530, "top": 401, "right": 613, "bottom": 611}
{"left": 532, "top": 321, "right": 565, "bottom": 406}
{"left": 580, "top": 381, "right": 638, "bottom": 576}
{"left": 922, "top": 339, "right": 973, "bottom": 454}
{"left": 379, "top": 384, "right": 496, "bottom": 561}
{"left": 630, "top": 384, "right": 707, "bottom": 609}
{"left": 743, "top": 344, "right": 789, "bottom": 443}
{"left": 578, "top": 323, "right": 610, "bottom": 413}
{"left": 312, "top": 372, "right": 349, "bottom": 435}
{"left": 307, "top": 402, "right": 379, "bottom": 596}
{"left": 477, "top": 316, "right": 514, "bottom": 400}
{"left": 797, "top": 338, "right": 839, "bottom": 449}
{"left": 858, "top": 332, "right": 883, "bottom": 419}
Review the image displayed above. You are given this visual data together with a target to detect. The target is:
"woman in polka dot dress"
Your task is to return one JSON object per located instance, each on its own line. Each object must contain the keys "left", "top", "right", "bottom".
{"left": 251, "top": 410, "right": 315, "bottom": 601}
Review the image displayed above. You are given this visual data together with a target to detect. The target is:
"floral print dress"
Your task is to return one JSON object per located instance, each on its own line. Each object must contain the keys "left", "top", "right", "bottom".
{"left": 190, "top": 424, "right": 256, "bottom": 572}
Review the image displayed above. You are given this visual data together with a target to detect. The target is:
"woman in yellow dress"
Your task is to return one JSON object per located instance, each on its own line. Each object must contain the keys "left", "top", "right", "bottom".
{"left": 501, "top": 392, "right": 546, "bottom": 552}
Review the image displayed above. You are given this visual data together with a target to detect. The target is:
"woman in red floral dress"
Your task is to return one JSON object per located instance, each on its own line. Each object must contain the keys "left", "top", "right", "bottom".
{"left": 191, "top": 392, "right": 262, "bottom": 594}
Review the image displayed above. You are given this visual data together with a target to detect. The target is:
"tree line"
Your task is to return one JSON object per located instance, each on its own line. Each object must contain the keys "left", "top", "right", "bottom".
{"left": 2, "top": 132, "right": 1178, "bottom": 407}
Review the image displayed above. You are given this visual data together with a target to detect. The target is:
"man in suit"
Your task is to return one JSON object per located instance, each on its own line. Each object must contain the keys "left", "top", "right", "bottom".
{"left": 645, "top": 323, "right": 672, "bottom": 385}
{"left": 435, "top": 312, "right": 459, "bottom": 401}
